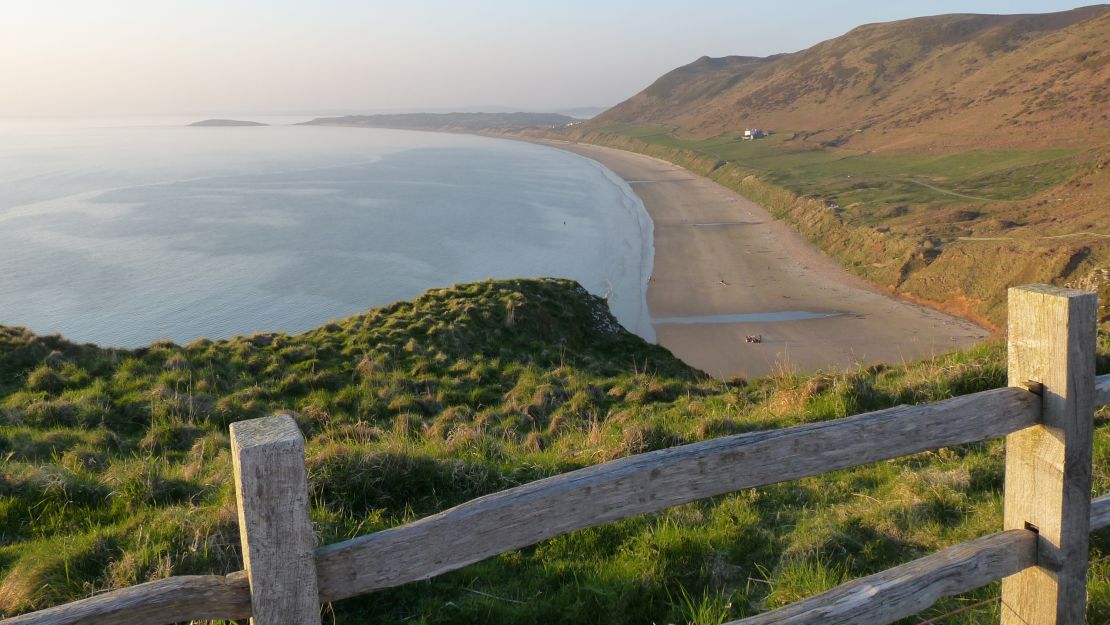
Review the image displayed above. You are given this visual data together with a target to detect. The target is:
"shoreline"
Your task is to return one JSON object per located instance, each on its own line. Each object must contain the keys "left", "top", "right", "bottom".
{"left": 520, "top": 137, "right": 989, "bottom": 379}
{"left": 560, "top": 148, "right": 656, "bottom": 343}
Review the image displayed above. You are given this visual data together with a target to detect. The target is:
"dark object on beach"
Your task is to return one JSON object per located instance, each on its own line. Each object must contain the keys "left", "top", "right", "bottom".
{"left": 745, "top": 335, "right": 763, "bottom": 344}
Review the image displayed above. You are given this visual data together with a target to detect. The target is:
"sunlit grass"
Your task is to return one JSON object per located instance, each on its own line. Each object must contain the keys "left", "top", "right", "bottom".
{"left": 1, "top": 278, "right": 1107, "bottom": 623}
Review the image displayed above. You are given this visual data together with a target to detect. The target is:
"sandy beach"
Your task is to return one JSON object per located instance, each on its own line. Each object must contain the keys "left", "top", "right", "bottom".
{"left": 534, "top": 139, "right": 989, "bottom": 379}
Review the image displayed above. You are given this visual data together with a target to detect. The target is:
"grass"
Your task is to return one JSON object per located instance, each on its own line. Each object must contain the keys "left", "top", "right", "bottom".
{"left": 588, "top": 122, "right": 1080, "bottom": 209}
{"left": 1, "top": 278, "right": 1109, "bottom": 623}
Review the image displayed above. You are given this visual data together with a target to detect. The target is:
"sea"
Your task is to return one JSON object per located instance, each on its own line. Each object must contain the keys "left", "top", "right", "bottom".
{"left": 0, "top": 116, "right": 654, "bottom": 347}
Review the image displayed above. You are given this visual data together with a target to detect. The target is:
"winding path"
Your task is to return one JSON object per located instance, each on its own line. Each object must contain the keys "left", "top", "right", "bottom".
{"left": 896, "top": 178, "right": 1000, "bottom": 202}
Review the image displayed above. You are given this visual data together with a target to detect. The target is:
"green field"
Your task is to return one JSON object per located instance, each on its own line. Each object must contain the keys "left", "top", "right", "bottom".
{"left": 2, "top": 279, "right": 1109, "bottom": 623}
{"left": 590, "top": 123, "right": 1079, "bottom": 215}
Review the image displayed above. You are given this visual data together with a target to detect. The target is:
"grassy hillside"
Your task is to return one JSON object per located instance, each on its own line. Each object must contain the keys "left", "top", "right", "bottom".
{"left": 598, "top": 6, "right": 1110, "bottom": 151}
{"left": 2, "top": 279, "right": 1109, "bottom": 623}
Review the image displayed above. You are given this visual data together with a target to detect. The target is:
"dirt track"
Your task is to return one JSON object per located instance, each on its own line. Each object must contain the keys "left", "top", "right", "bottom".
{"left": 537, "top": 140, "right": 989, "bottom": 379}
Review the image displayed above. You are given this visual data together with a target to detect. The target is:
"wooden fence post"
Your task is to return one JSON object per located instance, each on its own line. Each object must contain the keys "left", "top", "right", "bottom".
{"left": 230, "top": 415, "right": 322, "bottom": 625}
{"left": 1001, "top": 285, "right": 1097, "bottom": 625}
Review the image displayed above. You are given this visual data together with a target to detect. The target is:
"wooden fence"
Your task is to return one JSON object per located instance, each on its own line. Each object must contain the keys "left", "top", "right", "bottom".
{"left": 3, "top": 284, "right": 1110, "bottom": 625}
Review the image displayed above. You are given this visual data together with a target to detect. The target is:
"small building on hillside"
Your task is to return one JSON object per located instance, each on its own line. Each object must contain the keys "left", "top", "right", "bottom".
{"left": 743, "top": 128, "right": 766, "bottom": 140}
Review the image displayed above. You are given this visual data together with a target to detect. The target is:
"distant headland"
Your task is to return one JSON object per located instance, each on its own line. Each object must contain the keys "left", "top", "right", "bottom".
{"left": 300, "top": 111, "right": 580, "bottom": 132}
{"left": 188, "top": 119, "right": 268, "bottom": 127}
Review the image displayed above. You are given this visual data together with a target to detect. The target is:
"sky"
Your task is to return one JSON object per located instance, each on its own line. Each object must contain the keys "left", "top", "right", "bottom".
{"left": 0, "top": 1, "right": 1096, "bottom": 117}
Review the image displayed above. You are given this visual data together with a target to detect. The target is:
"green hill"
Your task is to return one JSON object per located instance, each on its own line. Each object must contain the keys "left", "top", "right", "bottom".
{"left": 2, "top": 279, "right": 1108, "bottom": 623}
{"left": 597, "top": 6, "right": 1110, "bottom": 151}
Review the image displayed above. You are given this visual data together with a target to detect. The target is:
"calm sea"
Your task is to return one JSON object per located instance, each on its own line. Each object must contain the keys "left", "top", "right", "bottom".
{"left": 0, "top": 117, "right": 654, "bottom": 347}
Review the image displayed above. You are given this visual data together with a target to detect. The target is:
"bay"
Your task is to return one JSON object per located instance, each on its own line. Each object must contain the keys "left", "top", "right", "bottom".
{"left": 0, "top": 119, "right": 653, "bottom": 346}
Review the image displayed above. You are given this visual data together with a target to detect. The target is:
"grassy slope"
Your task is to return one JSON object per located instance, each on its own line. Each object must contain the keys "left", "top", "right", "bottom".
{"left": 1, "top": 279, "right": 1109, "bottom": 623}
{"left": 597, "top": 7, "right": 1110, "bottom": 150}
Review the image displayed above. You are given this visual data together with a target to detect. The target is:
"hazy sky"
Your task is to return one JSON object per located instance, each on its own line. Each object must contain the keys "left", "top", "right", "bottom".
{"left": 0, "top": 1, "right": 1093, "bottom": 117}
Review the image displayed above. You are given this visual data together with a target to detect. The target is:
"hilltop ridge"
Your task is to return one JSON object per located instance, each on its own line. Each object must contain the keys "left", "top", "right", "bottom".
{"left": 598, "top": 5, "right": 1110, "bottom": 150}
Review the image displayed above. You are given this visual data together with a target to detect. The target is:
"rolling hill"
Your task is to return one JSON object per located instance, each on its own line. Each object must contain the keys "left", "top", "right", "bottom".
{"left": 598, "top": 5, "right": 1110, "bottom": 151}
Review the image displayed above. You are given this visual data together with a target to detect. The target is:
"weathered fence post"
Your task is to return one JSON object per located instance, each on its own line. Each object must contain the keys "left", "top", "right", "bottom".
{"left": 230, "top": 414, "right": 322, "bottom": 625}
{"left": 1001, "top": 285, "right": 1097, "bottom": 624}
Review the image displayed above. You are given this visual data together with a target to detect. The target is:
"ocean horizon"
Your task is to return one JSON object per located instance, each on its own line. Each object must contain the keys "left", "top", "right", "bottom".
{"left": 0, "top": 118, "right": 654, "bottom": 347}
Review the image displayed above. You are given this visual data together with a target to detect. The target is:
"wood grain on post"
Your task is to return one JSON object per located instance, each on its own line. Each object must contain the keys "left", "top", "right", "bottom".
{"left": 1001, "top": 285, "right": 1097, "bottom": 625}
{"left": 231, "top": 415, "right": 321, "bottom": 625}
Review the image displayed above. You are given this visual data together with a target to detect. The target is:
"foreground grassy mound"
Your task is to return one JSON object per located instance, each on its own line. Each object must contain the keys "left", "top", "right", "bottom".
{"left": 1, "top": 278, "right": 1108, "bottom": 623}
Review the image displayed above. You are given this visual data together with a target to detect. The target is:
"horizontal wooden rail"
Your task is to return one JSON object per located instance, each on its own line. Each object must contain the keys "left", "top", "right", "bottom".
{"left": 19, "top": 497, "right": 1110, "bottom": 625}
{"left": 1092, "top": 493, "right": 1110, "bottom": 532}
{"left": 740, "top": 492, "right": 1110, "bottom": 625}
{"left": 0, "top": 572, "right": 250, "bottom": 625}
{"left": 730, "top": 529, "right": 1037, "bottom": 625}
{"left": 14, "top": 496, "right": 1109, "bottom": 625}
{"left": 313, "top": 386, "right": 1039, "bottom": 601}
{"left": 1097, "top": 373, "right": 1110, "bottom": 407}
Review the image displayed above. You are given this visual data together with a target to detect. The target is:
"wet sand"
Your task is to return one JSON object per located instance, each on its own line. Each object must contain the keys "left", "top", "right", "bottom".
{"left": 535, "top": 139, "right": 989, "bottom": 379}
